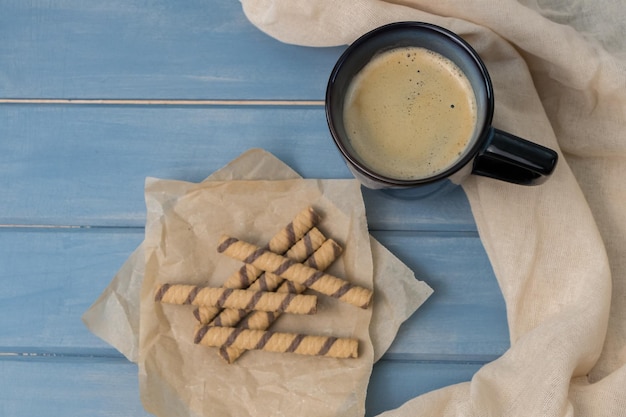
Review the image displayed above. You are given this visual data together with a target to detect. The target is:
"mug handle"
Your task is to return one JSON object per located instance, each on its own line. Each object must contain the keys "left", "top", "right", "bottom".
{"left": 472, "top": 128, "right": 558, "bottom": 185}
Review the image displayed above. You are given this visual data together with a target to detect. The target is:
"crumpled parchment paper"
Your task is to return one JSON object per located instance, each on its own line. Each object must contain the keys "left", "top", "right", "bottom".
{"left": 83, "top": 148, "right": 433, "bottom": 417}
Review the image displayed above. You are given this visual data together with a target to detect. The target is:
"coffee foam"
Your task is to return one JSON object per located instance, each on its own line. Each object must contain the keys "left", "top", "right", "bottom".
{"left": 343, "top": 47, "right": 477, "bottom": 180}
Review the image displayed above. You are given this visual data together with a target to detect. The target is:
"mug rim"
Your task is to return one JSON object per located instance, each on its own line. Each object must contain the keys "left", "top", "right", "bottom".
{"left": 326, "top": 21, "right": 495, "bottom": 187}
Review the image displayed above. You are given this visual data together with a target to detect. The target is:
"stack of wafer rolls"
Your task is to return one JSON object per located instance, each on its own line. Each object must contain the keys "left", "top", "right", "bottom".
{"left": 154, "top": 206, "right": 371, "bottom": 362}
{"left": 214, "top": 238, "right": 343, "bottom": 363}
{"left": 191, "top": 238, "right": 341, "bottom": 357}
{"left": 207, "top": 227, "right": 327, "bottom": 328}
{"left": 193, "top": 206, "right": 321, "bottom": 324}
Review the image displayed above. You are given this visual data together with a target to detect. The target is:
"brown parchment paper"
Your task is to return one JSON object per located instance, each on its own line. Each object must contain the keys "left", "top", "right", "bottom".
{"left": 140, "top": 177, "right": 374, "bottom": 417}
{"left": 83, "top": 149, "right": 433, "bottom": 417}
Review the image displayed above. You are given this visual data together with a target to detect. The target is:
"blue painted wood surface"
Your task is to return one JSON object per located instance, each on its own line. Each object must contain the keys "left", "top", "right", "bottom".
{"left": 0, "top": 1, "right": 509, "bottom": 416}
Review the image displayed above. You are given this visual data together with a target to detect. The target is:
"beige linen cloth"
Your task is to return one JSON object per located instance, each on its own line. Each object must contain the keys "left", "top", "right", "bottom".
{"left": 240, "top": 0, "right": 626, "bottom": 416}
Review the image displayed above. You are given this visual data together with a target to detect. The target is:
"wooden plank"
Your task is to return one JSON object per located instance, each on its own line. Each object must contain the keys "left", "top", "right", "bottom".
{"left": 0, "top": 355, "right": 480, "bottom": 417}
{"left": 0, "top": 228, "right": 508, "bottom": 359}
{"left": 0, "top": 0, "right": 343, "bottom": 100}
{"left": 0, "top": 105, "right": 476, "bottom": 230}
{"left": 0, "top": 356, "right": 151, "bottom": 417}
{"left": 0, "top": 227, "right": 143, "bottom": 353}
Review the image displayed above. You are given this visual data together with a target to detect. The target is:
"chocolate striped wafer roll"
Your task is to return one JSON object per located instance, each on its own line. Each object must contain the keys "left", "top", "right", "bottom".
{"left": 209, "top": 228, "right": 327, "bottom": 327}
{"left": 195, "top": 326, "right": 358, "bottom": 359}
{"left": 217, "top": 235, "right": 373, "bottom": 309}
{"left": 193, "top": 206, "right": 321, "bottom": 323}
{"left": 218, "top": 239, "right": 343, "bottom": 363}
{"left": 284, "top": 227, "right": 327, "bottom": 268}
{"left": 155, "top": 284, "right": 317, "bottom": 315}
{"left": 266, "top": 206, "right": 321, "bottom": 255}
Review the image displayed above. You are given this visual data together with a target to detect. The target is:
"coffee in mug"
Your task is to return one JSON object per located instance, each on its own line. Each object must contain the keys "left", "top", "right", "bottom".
{"left": 343, "top": 46, "right": 478, "bottom": 180}
{"left": 326, "top": 22, "right": 558, "bottom": 197}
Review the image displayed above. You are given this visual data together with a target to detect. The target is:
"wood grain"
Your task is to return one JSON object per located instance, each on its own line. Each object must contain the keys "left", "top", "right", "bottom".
{"left": 0, "top": 0, "right": 343, "bottom": 100}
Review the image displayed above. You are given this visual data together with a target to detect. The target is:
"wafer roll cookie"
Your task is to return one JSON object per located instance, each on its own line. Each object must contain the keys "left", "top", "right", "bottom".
{"left": 195, "top": 326, "right": 358, "bottom": 359}
{"left": 210, "top": 228, "right": 327, "bottom": 327}
{"left": 220, "top": 239, "right": 343, "bottom": 363}
{"left": 155, "top": 284, "right": 317, "bottom": 314}
{"left": 283, "top": 227, "right": 326, "bottom": 263}
{"left": 217, "top": 235, "right": 373, "bottom": 309}
{"left": 266, "top": 206, "right": 321, "bottom": 254}
{"left": 194, "top": 206, "right": 320, "bottom": 323}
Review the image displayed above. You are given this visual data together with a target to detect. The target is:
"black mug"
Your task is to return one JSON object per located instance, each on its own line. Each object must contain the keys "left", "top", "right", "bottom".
{"left": 326, "top": 22, "right": 558, "bottom": 198}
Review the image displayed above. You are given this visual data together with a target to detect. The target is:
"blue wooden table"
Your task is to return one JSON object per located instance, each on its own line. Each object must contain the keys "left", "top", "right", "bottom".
{"left": 0, "top": 2, "right": 509, "bottom": 416}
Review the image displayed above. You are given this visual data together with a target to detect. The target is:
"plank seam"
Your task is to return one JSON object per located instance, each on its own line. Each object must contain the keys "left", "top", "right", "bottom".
{"left": 0, "top": 98, "right": 325, "bottom": 106}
